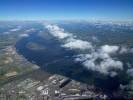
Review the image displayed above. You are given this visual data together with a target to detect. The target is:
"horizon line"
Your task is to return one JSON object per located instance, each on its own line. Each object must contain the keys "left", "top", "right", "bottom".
{"left": 0, "top": 19, "right": 133, "bottom": 23}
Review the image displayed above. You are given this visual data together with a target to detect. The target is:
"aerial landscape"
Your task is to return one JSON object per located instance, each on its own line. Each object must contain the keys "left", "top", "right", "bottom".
{"left": 0, "top": 0, "right": 133, "bottom": 100}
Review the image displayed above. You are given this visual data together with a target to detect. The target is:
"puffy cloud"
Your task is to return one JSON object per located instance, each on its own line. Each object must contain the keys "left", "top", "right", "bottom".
{"left": 45, "top": 24, "right": 71, "bottom": 39}
{"left": 127, "top": 68, "right": 133, "bottom": 77}
{"left": 45, "top": 24, "right": 124, "bottom": 76}
{"left": 126, "top": 63, "right": 132, "bottom": 68}
{"left": 98, "top": 58, "right": 123, "bottom": 74}
{"left": 119, "top": 46, "right": 130, "bottom": 54}
{"left": 83, "top": 58, "right": 123, "bottom": 76}
{"left": 25, "top": 28, "right": 35, "bottom": 32}
{"left": 3, "top": 26, "right": 21, "bottom": 34}
{"left": 130, "top": 48, "right": 133, "bottom": 53}
{"left": 110, "top": 72, "right": 118, "bottom": 77}
{"left": 19, "top": 34, "right": 29, "bottom": 37}
{"left": 76, "top": 51, "right": 123, "bottom": 76}
{"left": 119, "top": 46, "right": 133, "bottom": 54}
{"left": 127, "top": 80, "right": 133, "bottom": 90}
{"left": 62, "top": 38, "right": 93, "bottom": 50}
{"left": 3, "top": 32, "right": 10, "bottom": 34}
{"left": 120, "top": 80, "right": 133, "bottom": 90}
{"left": 9, "top": 26, "right": 21, "bottom": 32}
{"left": 100, "top": 45, "right": 119, "bottom": 54}
{"left": 75, "top": 54, "right": 93, "bottom": 62}
{"left": 92, "top": 36, "right": 99, "bottom": 42}
{"left": 120, "top": 68, "right": 133, "bottom": 90}
{"left": 75, "top": 45, "right": 123, "bottom": 76}
{"left": 45, "top": 24, "right": 92, "bottom": 50}
{"left": 10, "top": 28, "right": 20, "bottom": 32}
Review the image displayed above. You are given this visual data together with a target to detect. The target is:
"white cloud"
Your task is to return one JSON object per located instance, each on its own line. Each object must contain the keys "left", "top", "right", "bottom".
{"left": 3, "top": 32, "right": 10, "bottom": 34}
{"left": 127, "top": 80, "right": 133, "bottom": 90}
{"left": 45, "top": 24, "right": 124, "bottom": 76}
{"left": 62, "top": 38, "right": 93, "bottom": 50}
{"left": 126, "top": 63, "right": 132, "bottom": 68}
{"left": 130, "top": 48, "right": 133, "bottom": 53}
{"left": 10, "top": 29, "right": 19, "bottom": 32}
{"left": 25, "top": 28, "right": 35, "bottom": 32}
{"left": 100, "top": 45, "right": 119, "bottom": 54}
{"left": 99, "top": 58, "right": 123, "bottom": 74}
{"left": 78, "top": 52, "right": 123, "bottom": 76}
{"left": 119, "top": 46, "right": 128, "bottom": 54}
{"left": 92, "top": 36, "right": 99, "bottom": 42}
{"left": 19, "top": 34, "right": 29, "bottom": 37}
{"left": 45, "top": 24, "right": 92, "bottom": 50}
{"left": 120, "top": 80, "right": 133, "bottom": 90}
{"left": 45, "top": 24, "right": 71, "bottom": 39}
{"left": 110, "top": 72, "right": 118, "bottom": 77}
{"left": 119, "top": 46, "right": 133, "bottom": 54}
{"left": 75, "top": 46, "right": 123, "bottom": 76}
{"left": 127, "top": 68, "right": 133, "bottom": 77}
{"left": 9, "top": 26, "right": 21, "bottom": 32}
{"left": 120, "top": 67, "right": 133, "bottom": 90}
{"left": 75, "top": 54, "right": 93, "bottom": 62}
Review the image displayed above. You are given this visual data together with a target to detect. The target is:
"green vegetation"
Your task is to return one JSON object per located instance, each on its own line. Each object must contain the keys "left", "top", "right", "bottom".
{"left": 0, "top": 25, "right": 38, "bottom": 87}
{"left": 17, "top": 94, "right": 27, "bottom": 100}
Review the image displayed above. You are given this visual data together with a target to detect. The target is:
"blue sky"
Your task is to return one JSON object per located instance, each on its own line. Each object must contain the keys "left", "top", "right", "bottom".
{"left": 0, "top": 0, "right": 133, "bottom": 21}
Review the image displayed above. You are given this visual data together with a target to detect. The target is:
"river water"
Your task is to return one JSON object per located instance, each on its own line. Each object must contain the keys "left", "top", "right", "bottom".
{"left": 16, "top": 30, "right": 123, "bottom": 92}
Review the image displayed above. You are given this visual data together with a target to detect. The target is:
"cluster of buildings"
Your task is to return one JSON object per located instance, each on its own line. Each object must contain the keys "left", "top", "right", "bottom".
{"left": 0, "top": 74, "right": 108, "bottom": 100}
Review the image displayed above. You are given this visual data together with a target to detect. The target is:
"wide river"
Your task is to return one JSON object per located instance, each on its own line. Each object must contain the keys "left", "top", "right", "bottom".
{"left": 16, "top": 31, "right": 122, "bottom": 92}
